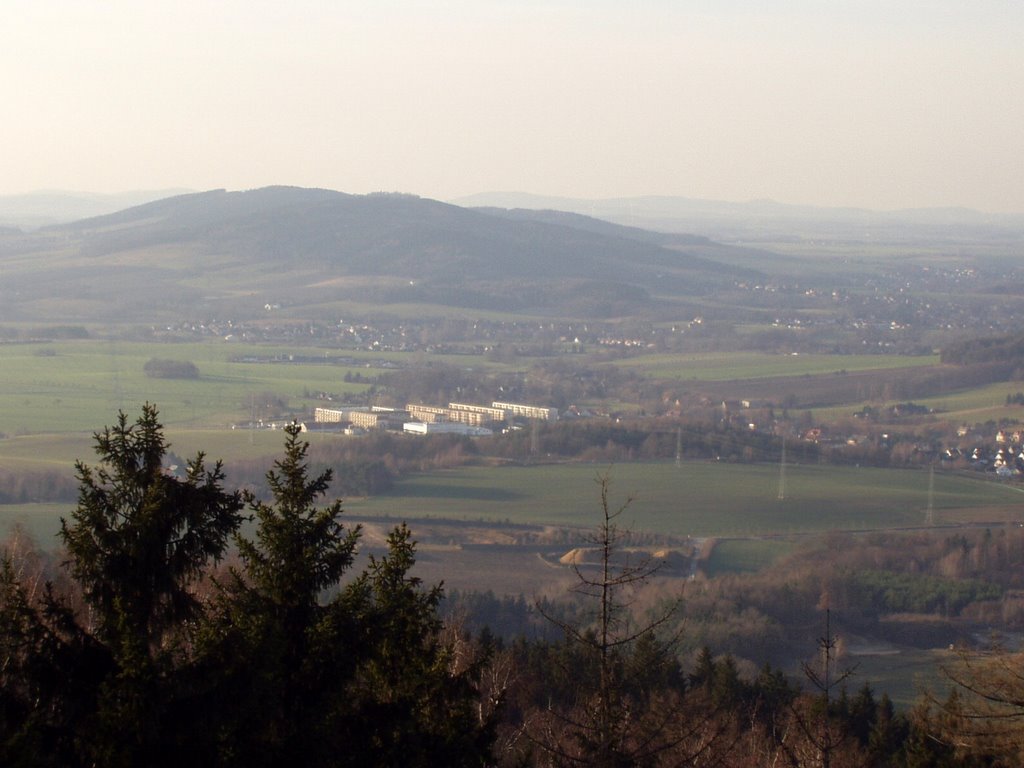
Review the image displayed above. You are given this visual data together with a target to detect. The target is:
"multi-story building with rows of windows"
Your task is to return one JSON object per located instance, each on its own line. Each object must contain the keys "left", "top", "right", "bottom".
{"left": 406, "top": 404, "right": 451, "bottom": 423}
{"left": 491, "top": 401, "right": 559, "bottom": 421}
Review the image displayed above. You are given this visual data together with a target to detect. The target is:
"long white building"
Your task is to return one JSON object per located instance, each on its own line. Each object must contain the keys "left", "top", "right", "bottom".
{"left": 403, "top": 422, "right": 492, "bottom": 436}
{"left": 492, "top": 401, "right": 558, "bottom": 421}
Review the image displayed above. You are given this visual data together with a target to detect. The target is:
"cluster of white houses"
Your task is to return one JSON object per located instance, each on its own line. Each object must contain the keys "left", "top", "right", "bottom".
{"left": 313, "top": 401, "right": 557, "bottom": 437}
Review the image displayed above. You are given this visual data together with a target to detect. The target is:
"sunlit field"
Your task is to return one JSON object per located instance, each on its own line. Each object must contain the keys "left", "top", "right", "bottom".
{"left": 813, "top": 379, "right": 1024, "bottom": 427}
{"left": 703, "top": 539, "right": 795, "bottom": 576}
{"left": 6, "top": 460, "right": 1021, "bottom": 546}
{"left": 621, "top": 351, "right": 938, "bottom": 382}
{"left": 347, "top": 462, "right": 1023, "bottom": 536}
{"left": 0, "top": 339, "right": 378, "bottom": 434}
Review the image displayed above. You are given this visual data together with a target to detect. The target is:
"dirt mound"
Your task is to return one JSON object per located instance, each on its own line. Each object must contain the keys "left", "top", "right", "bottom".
{"left": 558, "top": 547, "right": 690, "bottom": 573}
{"left": 559, "top": 548, "right": 590, "bottom": 565}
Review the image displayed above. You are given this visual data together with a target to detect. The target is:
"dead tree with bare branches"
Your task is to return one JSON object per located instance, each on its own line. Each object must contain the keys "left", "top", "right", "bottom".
{"left": 525, "top": 472, "right": 734, "bottom": 768}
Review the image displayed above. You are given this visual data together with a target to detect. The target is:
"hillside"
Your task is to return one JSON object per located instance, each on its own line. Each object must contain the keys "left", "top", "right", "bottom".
{"left": 0, "top": 187, "right": 762, "bottom": 324}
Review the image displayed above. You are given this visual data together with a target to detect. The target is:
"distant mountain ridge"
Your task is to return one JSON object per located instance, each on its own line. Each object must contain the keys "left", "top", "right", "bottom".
{"left": 0, "top": 189, "right": 193, "bottom": 229}
{"left": 452, "top": 191, "right": 1024, "bottom": 241}
{"left": 49, "top": 186, "right": 734, "bottom": 283}
{"left": 1, "top": 186, "right": 763, "bottom": 323}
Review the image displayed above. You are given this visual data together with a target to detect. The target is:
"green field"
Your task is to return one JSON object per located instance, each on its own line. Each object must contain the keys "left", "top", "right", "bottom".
{"left": 6, "top": 461, "right": 1021, "bottom": 546}
{"left": 795, "top": 647, "right": 949, "bottom": 711}
{"left": 621, "top": 351, "right": 938, "bottom": 382}
{"left": 0, "top": 339, "right": 998, "bottom": 442}
{"left": 0, "top": 339, "right": 383, "bottom": 434}
{"left": 0, "top": 503, "right": 72, "bottom": 546}
{"left": 813, "top": 379, "right": 1024, "bottom": 427}
{"left": 345, "top": 462, "right": 1023, "bottom": 536}
{"left": 703, "top": 539, "right": 795, "bottom": 576}
{"left": 919, "top": 381, "right": 1024, "bottom": 418}
{"left": 0, "top": 338, "right": 548, "bottom": 437}
{"left": 3, "top": 338, "right": 1023, "bottom": 551}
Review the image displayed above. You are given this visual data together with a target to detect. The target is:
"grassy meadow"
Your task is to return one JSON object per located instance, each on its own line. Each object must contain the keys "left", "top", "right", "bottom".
{"left": 0, "top": 339, "right": 381, "bottom": 435}
{"left": 346, "top": 462, "right": 1023, "bottom": 536}
{"left": 918, "top": 381, "right": 1024, "bottom": 423}
{"left": 812, "top": 379, "right": 1024, "bottom": 428}
{"left": 703, "top": 539, "right": 795, "bottom": 576}
{"left": 621, "top": 351, "right": 939, "bottom": 382}
{"left": 0, "top": 337, "right": 552, "bottom": 438}
{"left": 0, "top": 504, "right": 70, "bottom": 547}
{"left": 5, "top": 460, "right": 1022, "bottom": 548}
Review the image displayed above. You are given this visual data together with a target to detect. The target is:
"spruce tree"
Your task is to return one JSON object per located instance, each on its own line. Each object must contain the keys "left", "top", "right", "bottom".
{"left": 1, "top": 405, "right": 244, "bottom": 767}
{"left": 198, "top": 422, "right": 360, "bottom": 766}
{"left": 201, "top": 423, "right": 495, "bottom": 767}
{"left": 2, "top": 414, "right": 495, "bottom": 766}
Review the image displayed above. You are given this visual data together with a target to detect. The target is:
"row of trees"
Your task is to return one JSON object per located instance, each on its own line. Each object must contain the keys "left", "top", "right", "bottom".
{"left": 0, "top": 468, "right": 78, "bottom": 504}
{"left": 142, "top": 357, "right": 200, "bottom": 379}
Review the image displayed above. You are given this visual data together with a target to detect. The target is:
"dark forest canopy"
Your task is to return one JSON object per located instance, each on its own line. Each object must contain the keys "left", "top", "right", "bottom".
{"left": 143, "top": 357, "right": 200, "bottom": 379}
{"left": 941, "top": 332, "right": 1024, "bottom": 367}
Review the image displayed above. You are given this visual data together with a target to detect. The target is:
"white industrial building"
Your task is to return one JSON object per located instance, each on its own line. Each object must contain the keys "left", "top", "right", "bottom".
{"left": 403, "top": 422, "right": 493, "bottom": 436}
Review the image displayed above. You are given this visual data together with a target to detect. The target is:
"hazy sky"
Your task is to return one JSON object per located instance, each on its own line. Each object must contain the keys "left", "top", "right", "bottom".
{"left": 5, "top": 1, "right": 1023, "bottom": 212}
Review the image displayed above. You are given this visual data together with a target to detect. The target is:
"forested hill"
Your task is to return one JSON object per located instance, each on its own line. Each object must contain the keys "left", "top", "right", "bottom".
{"left": 0, "top": 186, "right": 776, "bottom": 322}
{"left": 47, "top": 186, "right": 751, "bottom": 286}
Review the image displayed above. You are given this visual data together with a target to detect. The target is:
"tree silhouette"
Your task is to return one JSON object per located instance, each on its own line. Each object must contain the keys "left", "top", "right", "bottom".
{"left": 785, "top": 609, "right": 857, "bottom": 768}
{"left": 1, "top": 404, "right": 244, "bottom": 767}
{"left": 1, "top": 412, "right": 495, "bottom": 767}
{"left": 199, "top": 422, "right": 495, "bottom": 767}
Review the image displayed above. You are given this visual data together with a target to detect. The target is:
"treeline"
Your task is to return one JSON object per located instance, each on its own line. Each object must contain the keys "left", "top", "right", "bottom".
{"left": 143, "top": 357, "right": 200, "bottom": 379}
{"left": 682, "top": 528, "right": 1024, "bottom": 663}
{"left": 230, "top": 456, "right": 394, "bottom": 497}
{"left": 314, "top": 430, "right": 482, "bottom": 473}
{"left": 226, "top": 431, "right": 490, "bottom": 498}
{"left": 437, "top": 478, "right": 1010, "bottom": 766}
{"left": 448, "top": 419, "right": 814, "bottom": 467}
{"left": 443, "top": 590, "right": 592, "bottom": 642}
{"left": 849, "top": 570, "right": 1001, "bottom": 616}
{"left": 494, "top": 638, "right": 942, "bottom": 767}
{"left": 942, "top": 331, "right": 1024, "bottom": 367}
{"left": 372, "top": 360, "right": 644, "bottom": 413}
{"left": 222, "top": 418, "right": 961, "bottom": 498}
{"left": 0, "top": 469, "right": 78, "bottom": 504}
{"left": 440, "top": 543, "right": 1013, "bottom": 764}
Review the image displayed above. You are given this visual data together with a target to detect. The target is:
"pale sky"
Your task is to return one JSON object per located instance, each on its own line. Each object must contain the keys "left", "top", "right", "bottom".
{"left": 4, "top": 0, "right": 1023, "bottom": 213}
